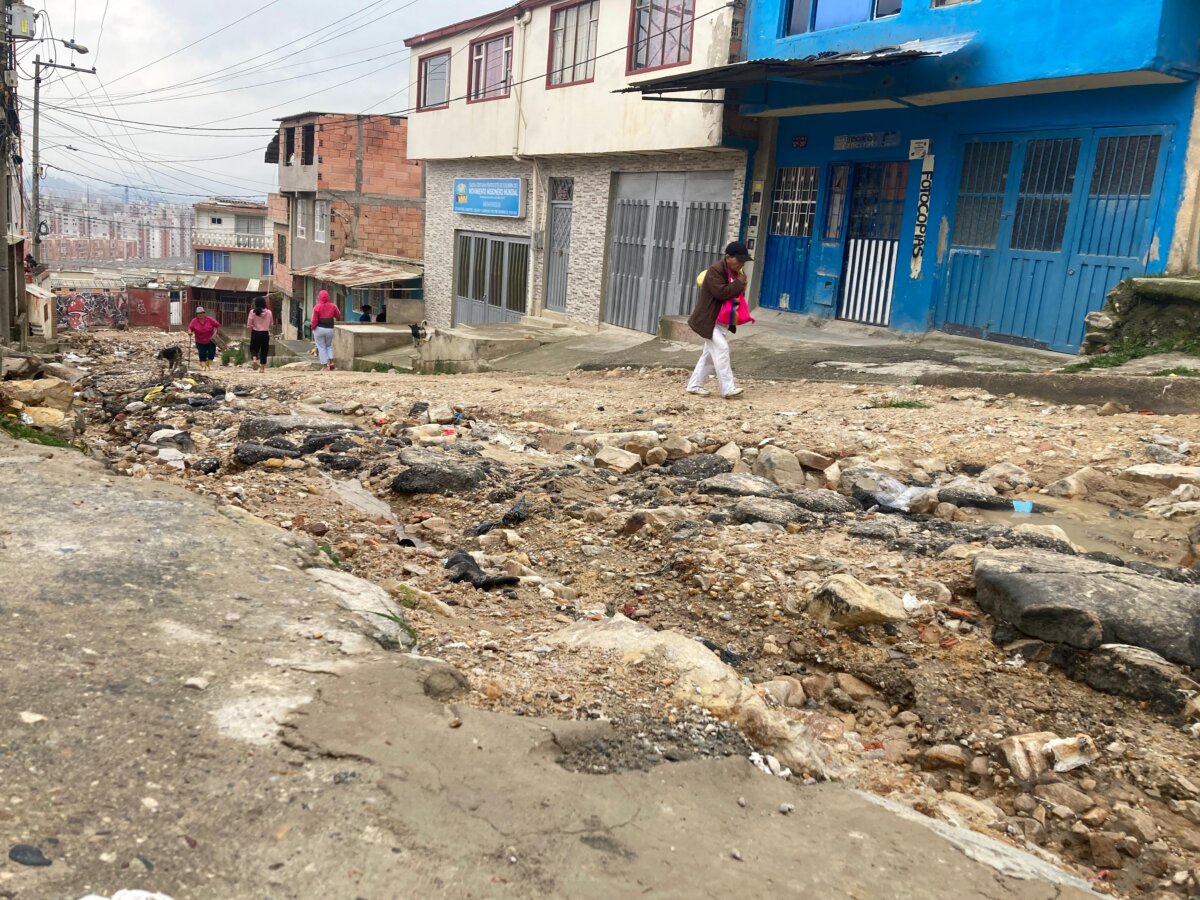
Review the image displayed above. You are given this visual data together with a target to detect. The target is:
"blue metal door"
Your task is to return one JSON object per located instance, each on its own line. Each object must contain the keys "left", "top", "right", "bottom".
{"left": 939, "top": 128, "right": 1168, "bottom": 352}
{"left": 1058, "top": 131, "right": 1170, "bottom": 350}
{"left": 759, "top": 166, "right": 818, "bottom": 311}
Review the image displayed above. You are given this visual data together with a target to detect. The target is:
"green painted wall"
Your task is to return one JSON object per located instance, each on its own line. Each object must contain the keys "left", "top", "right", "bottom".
{"left": 230, "top": 251, "right": 270, "bottom": 279}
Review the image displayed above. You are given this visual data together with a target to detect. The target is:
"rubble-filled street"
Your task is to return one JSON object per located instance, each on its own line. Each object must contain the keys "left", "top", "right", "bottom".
{"left": 3, "top": 330, "right": 1200, "bottom": 899}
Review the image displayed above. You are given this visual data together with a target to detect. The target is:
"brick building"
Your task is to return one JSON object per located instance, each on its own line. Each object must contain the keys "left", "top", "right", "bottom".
{"left": 265, "top": 113, "right": 425, "bottom": 339}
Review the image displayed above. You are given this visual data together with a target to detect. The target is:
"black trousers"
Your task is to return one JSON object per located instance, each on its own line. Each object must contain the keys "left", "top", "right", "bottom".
{"left": 249, "top": 330, "right": 270, "bottom": 365}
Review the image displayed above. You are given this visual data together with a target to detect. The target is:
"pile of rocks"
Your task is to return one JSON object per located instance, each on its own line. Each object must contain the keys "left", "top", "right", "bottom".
{"left": 0, "top": 348, "right": 87, "bottom": 437}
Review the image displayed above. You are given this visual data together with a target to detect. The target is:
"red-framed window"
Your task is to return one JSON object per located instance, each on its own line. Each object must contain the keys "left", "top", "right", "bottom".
{"left": 628, "top": 0, "right": 694, "bottom": 74}
{"left": 418, "top": 51, "right": 451, "bottom": 110}
{"left": 469, "top": 31, "right": 513, "bottom": 102}
{"left": 549, "top": 0, "right": 600, "bottom": 88}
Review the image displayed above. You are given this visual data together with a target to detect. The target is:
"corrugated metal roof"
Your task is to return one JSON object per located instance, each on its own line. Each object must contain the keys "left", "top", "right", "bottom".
{"left": 618, "top": 34, "right": 974, "bottom": 95}
{"left": 188, "top": 275, "right": 272, "bottom": 292}
{"left": 292, "top": 254, "right": 423, "bottom": 288}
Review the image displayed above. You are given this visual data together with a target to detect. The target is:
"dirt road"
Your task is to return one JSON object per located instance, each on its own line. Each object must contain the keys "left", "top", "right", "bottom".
{"left": 3, "top": 330, "right": 1198, "bottom": 898}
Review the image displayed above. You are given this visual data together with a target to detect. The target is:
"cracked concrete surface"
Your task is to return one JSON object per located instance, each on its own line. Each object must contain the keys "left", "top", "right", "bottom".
{"left": 0, "top": 433, "right": 1097, "bottom": 898}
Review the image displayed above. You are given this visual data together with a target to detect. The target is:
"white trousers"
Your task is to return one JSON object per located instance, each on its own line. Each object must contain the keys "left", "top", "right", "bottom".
{"left": 687, "top": 325, "right": 736, "bottom": 395}
{"left": 314, "top": 327, "right": 335, "bottom": 365}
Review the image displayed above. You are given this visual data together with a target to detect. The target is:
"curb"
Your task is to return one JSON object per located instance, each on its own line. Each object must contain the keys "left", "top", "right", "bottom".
{"left": 915, "top": 371, "right": 1200, "bottom": 416}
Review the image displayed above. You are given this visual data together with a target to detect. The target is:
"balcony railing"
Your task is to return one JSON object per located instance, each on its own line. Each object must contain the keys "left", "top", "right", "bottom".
{"left": 193, "top": 230, "right": 271, "bottom": 250}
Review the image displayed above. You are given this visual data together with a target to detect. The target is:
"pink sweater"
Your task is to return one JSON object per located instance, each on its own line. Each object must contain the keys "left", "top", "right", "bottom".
{"left": 247, "top": 308, "right": 274, "bottom": 332}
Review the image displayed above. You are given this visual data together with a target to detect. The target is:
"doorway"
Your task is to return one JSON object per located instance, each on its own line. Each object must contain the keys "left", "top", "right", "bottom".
{"left": 452, "top": 232, "right": 530, "bottom": 326}
{"left": 604, "top": 170, "right": 734, "bottom": 334}
{"left": 939, "top": 129, "right": 1168, "bottom": 351}
{"left": 546, "top": 178, "right": 573, "bottom": 313}
{"left": 835, "top": 161, "right": 908, "bottom": 327}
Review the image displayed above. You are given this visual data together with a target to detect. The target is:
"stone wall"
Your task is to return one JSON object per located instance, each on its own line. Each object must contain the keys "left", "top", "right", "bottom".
{"left": 423, "top": 150, "right": 747, "bottom": 330}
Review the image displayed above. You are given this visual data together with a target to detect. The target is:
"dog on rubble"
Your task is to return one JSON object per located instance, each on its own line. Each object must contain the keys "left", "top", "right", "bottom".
{"left": 155, "top": 345, "right": 186, "bottom": 378}
{"left": 409, "top": 320, "right": 429, "bottom": 348}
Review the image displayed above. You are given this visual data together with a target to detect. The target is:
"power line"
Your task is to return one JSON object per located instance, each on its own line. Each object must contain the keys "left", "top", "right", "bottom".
{"left": 45, "top": 164, "right": 264, "bottom": 199}
{"left": 93, "top": 0, "right": 111, "bottom": 65}
{"left": 106, "top": 0, "right": 287, "bottom": 87}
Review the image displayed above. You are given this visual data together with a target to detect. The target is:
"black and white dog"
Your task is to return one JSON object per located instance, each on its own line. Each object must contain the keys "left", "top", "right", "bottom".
{"left": 409, "top": 319, "right": 429, "bottom": 348}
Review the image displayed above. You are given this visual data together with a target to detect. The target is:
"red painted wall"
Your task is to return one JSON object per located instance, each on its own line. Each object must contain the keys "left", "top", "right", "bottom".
{"left": 127, "top": 288, "right": 171, "bottom": 331}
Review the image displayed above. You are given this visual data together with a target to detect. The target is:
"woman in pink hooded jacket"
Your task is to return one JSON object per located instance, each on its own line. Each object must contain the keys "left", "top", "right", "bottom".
{"left": 311, "top": 290, "right": 341, "bottom": 371}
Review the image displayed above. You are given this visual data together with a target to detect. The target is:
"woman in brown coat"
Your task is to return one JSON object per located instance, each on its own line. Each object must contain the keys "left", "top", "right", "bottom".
{"left": 686, "top": 241, "right": 751, "bottom": 398}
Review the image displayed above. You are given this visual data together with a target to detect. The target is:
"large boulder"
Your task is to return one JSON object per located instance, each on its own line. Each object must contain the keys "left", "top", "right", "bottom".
{"left": 238, "top": 415, "right": 352, "bottom": 441}
{"left": 801, "top": 574, "right": 906, "bottom": 628}
{"left": 1, "top": 376, "right": 74, "bottom": 411}
{"left": 699, "top": 472, "right": 779, "bottom": 498}
{"left": 594, "top": 445, "right": 644, "bottom": 475}
{"left": 1078, "top": 644, "right": 1200, "bottom": 713}
{"left": 752, "top": 445, "right": 806, "bottom": 488}
{"left": 391, "top": 456, "right": 488, "bottom": 495}
{"left": 974, "top": 550, "right": 1200, "bottom": 667}
{"left": 730, "top": 497, "right": 814, "bottom": 527}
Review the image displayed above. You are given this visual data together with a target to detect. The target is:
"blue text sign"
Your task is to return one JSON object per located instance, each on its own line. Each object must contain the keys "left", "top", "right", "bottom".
{"left": 452, "top": 178, "right": 526, "bottom": 218}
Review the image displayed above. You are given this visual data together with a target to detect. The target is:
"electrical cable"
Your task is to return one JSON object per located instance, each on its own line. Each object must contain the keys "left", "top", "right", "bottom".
{"left": 105, "top": 0, "right": 287, "bottom": 88}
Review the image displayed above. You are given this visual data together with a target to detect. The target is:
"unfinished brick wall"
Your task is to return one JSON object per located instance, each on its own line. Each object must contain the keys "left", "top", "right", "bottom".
{"left": 267, "top": 192, "right": 292, "bottom": 296}
{"left": 313, "top": 115, "right": 425, "bottom": 261}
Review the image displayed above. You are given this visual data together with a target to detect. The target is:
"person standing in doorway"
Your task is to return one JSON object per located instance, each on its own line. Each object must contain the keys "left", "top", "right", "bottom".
{"left": 311, "top": 289, "right": 341, "bottom": 371}
{"left": 188, "top": 306, "right": 220, "bottom": 371}
{"left": 686, "top": 241, "right": 751, "bottom": 399}
{"left": 247, "top": 297, "right": 274, "bottom": 372}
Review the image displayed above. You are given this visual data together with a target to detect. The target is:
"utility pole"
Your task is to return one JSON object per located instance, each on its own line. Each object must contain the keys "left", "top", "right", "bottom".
{"left": 31, "top": 55, "right": 96, "bottom": 274}
{"left": 0, "top": 0, "right": 13, "bottom": 346}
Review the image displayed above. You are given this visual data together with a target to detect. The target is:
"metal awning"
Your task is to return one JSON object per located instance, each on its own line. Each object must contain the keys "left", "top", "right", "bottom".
{"left": 618, "top": 34, "right": 974, "bottom": 95}
{"left": 291, "top": 254, "right": 423, "bottom": 288}
{"left": 189, "top": 275, "right": 272, "bottom": 292}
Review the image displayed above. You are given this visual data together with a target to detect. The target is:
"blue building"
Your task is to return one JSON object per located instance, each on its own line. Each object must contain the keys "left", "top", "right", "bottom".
{"left": 626, "top": 0, "right": 1200, "bottom": 352}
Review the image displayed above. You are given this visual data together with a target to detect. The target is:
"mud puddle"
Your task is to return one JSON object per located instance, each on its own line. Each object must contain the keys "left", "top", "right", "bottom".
{"left": 978, "top": 496, "right": 1192, "bottom": 565}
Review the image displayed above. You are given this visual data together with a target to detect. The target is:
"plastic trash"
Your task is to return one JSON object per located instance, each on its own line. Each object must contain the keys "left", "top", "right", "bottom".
{"left": 1011, "top": 500, "right": 1034, "bottom": 515}
{"left": 857, "top": 470, "right": 927, "bottom": 513}
{"left": 1044, "top": 734, "right": 1100, "bottom": 772}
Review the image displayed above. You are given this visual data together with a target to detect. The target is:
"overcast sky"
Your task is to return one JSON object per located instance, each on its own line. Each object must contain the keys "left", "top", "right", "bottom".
{"left": 19, "top": 0, "right": 502, "bottom": 202}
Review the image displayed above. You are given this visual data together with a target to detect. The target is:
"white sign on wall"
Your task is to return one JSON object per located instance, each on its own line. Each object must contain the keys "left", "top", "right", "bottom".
{"left": 911, "top": 155, "right": 936, "bottom": 280}
{"left": 909, "top": 139, "right": 932, "bottom": 160}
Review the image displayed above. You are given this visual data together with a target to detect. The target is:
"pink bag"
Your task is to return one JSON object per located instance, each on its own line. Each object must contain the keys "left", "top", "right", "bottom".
{"left": 716, "top": 295, "right": 754, "bottom": 327}
{"left": 715, "top": 270, "right": 755, "bottom": 327}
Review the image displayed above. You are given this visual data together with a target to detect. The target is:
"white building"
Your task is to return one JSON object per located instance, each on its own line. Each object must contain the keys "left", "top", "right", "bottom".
{"left": 404, "top": 0, "right": 747, "bottom": 333}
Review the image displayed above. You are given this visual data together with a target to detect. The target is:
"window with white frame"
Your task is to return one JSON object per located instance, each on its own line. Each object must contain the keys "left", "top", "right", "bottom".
{"left": 315, "top": 200, "right": 328, "bottom": 243}
{"left": 295, "top": 198, "right": 309, "bottom": 240}
{"left": 629, "top": 0, "right": 694, "bottom": 72}
{"left": 419, "top": 52, "right": 450, "bottom": 109}
{"left": 469, "top": 32, "right": 513, "bottom": 100}
{"left": 550, "top": 1, "right": 599, "bottom": 86}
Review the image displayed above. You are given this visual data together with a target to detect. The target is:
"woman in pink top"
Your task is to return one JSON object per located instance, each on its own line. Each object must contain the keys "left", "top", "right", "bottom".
{"left": 187, "top": 306, "right": 220, "bottom": 370}
{"left": 247, "top": 297, "right": 274, "bottom": 372}
{"left": 310, "top": 289, "right": 341, "bottom": 371}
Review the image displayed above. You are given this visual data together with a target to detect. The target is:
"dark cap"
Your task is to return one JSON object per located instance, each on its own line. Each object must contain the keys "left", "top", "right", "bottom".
{"left": 725, "top": 241, "right": 752, "bottom": 263}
